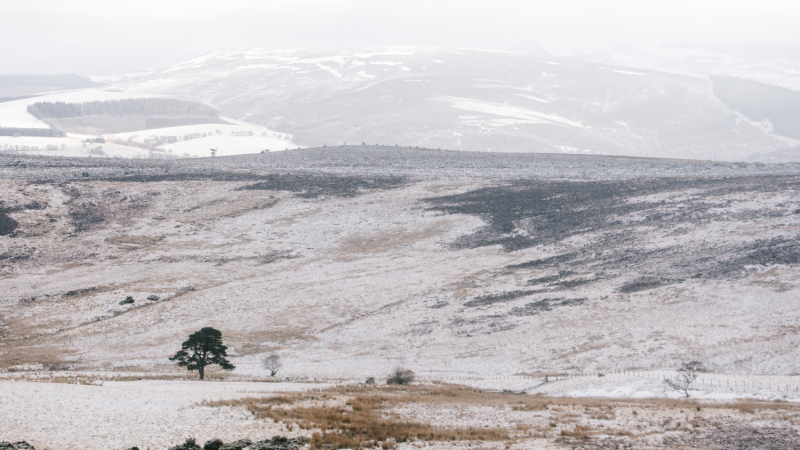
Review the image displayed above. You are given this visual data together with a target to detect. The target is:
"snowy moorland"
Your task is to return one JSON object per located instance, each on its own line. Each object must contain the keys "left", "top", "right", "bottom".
{"left": 2, "top": 148, "right": 800, "bottom": 377}
{"left": 2, "top": 148, "right": 800, "bottom": 448}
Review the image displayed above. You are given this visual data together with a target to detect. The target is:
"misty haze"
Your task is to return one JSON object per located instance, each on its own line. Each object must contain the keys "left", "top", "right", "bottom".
{"left": 2, "top": 1, "right": 800, "bottom": 450}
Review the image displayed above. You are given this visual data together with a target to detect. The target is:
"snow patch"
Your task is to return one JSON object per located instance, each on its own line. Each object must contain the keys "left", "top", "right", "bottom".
{"left": 316, "top": 64, "right": 342, "bottom": 78}
{"left": 515, "top": 94, "right": 551, "bottom": 103}
{"left": 602, "top": 68, "right": 646, "bottom": 76}
{"left": 435, "top": 96, "right": 583, "bottom": 128}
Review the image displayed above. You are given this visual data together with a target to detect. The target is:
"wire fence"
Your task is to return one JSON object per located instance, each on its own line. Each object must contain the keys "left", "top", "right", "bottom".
{"left": 3, "top": 366, "right": 799, "bottom": 394}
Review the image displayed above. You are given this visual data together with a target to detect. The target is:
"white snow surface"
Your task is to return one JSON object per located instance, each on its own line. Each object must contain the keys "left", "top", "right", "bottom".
{"left": 1, "top": 113, "right": 297, "bottom": 158}
{"left": 0, "top": 380, "right": 322, "bottom": 450}
{"left": 435, "top": 96, "right": 583, "bottom": 128}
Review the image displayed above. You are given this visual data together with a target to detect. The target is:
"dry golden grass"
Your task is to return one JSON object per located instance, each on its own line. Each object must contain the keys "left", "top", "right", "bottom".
{"left": 200, "top": 384, "right": 800, "bottom": 449}
{"left": 207, "top": 386, "right": 509, "bottom": 449}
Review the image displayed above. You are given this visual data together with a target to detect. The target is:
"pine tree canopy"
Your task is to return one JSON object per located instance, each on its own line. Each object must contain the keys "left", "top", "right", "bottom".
{"left": 169, "top": 327, "right": 235, "bottom": 379}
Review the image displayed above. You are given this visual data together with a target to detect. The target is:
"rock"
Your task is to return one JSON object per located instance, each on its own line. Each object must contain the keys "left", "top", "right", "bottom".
{"left": 147, "top": 295, "right": 160, "bottom": 301}
{"left": 168, "top": 438, "right": 200, "bottom": 450}
{"left": 249, "top": 437, "right": 306, "bottom": 450}
{"left": 119, "top": 296, "right": 134, "bottom": 305}
{"left": 220, "top": 440, "right": 252, "bottom": 450}
{"left": 203, "top": 439, "right": 223, "bottom": 450}
{"left": 0, "top": 443, "right": 36, "bottom": 450}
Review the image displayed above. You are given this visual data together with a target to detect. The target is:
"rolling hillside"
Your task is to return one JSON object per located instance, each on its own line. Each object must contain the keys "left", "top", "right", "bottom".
{"left": 1, "top": 150, "right": 799, "bottom": 378}
{"left": 106, "top": 47, "right": 798, "bottom": 161}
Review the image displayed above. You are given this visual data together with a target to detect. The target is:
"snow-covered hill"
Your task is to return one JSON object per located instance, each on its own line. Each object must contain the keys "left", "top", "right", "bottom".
{"left": 570, "top": 42, "right": 800, "bottom": 91}
{"left": 105, "top": 47, "right": 798, "bottom": 161}
{"left": 2, "top": 150, "right": 800, "bottom": 378}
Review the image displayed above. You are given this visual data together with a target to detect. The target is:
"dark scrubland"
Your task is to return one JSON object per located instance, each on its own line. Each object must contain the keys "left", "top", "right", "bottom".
{"left": 424, "top": 174, "right": 800, "bottom": 308}
{"left": 1, "top": 145, "right": 799, "bottom": 182}
{"left": 237, "top": 173, "right": 406, "bottom": 198}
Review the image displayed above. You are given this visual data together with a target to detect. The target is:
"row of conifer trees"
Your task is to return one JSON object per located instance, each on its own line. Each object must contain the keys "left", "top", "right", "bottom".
{"left": 27, "top": 98, "right": 219, "bottom": 119}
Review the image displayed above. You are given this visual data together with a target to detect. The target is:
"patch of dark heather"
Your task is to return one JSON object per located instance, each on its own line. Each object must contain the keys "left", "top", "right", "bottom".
{"left": 664, "top": 425, "right": 800, "bottom": 450}
{"left": 509, "top": 254, "right": 579, "bottom": 270}
{"left": 424, "top": 176, "right": 800, "bottom": 252}
{"left": 425, "top": 179, "right": 662, "bottom": 251}
{"left": 738, "top": 237, "right": 800, "bottom": 266}
{"left": 617, "top": 277, "right": 672, "bottom": 293}
{"left": 63, "top": 186, "right": 153, "bottom": 233}
{"left": 63, "top": 287, "right": 98, "bottom": 297}
{"left": 236, "top": 173, "right": 406, "bottom": 198}
{"left": 0, "top": 201, "right": 46, "bottom": 236}
{"left": 510, "top": 297, "right": 587, "bottom": 316}
{"left": 463, "top": 290, "right": 542, "bottom": 307}
{"left": 0, "top": 207, "right": 19, "bottom": 236}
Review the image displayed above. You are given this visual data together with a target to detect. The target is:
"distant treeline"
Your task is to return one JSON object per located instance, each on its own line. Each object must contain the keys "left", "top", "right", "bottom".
{"left": 711, "top": 75, "right": 800, "bottom": 139}
{"left": 0, "top": 127, "right": 66, "bottom": 137}
{"left": 27, "top": 98, "right": 219, "bottom": 119}
{"left": 0, "top": 94, "right": 38, "bottom": 104}
{"left": 0, "top": 74, "right": 100, "bottom": 89}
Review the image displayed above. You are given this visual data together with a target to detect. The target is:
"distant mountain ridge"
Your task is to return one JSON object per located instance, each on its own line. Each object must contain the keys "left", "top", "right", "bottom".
{"left": 0, "top": 74, "right": 101, "bottom": 97}
{"left": 103, "top": 47, "right": 797, "bottom": 161}
{"left": 710, "top": 75, "right": 800, "bottom": 140}
{"left": 571, "top": 42, "right": 800, "bottom": 91}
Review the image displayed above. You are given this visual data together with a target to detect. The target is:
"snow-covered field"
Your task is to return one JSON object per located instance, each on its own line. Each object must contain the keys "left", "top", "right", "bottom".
{"left": 0, "top": 379, "right": 319, "bottom": 450}
{"left": 0, "top": 88, "right": 299, "bottom": 159}
{"left": 2, "top": 375, "right": 799, "bottom": 450}
{"left": 0, "top": 89, "right": 171, "bottom": 130}
{"left": 106, "top": 119, "right": 297, "bottom": 158}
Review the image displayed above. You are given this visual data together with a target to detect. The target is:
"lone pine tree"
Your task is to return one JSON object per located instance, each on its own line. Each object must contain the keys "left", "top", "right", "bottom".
{"left": 169, "top": 327, "right": 235, "bottom": 380}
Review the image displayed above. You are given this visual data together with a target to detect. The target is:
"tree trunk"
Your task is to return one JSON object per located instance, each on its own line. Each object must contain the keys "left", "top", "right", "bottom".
{"left": 199, "top": 365, "right": 205, "bottom": 380}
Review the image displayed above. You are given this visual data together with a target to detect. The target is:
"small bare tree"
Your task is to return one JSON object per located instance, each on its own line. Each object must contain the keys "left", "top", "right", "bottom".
{"left": 387, "top": 367, "right": 415, "bottom": 385}
{"left": 664, "top": 361, "right": 704, "bottom": 397}
{"left": 262, "top": 354, "right": 282, "bottom": 377}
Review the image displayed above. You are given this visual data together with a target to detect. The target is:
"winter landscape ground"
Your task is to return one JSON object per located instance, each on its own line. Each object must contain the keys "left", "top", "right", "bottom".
{"left": 2, "top": 148, "right": 800, "bottom": 448}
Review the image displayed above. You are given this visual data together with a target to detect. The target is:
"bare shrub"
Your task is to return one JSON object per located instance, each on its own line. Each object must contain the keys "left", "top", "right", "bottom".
{"left": 387, "top": 367, "right": 415, "bottom": 385}
{"left": 664, "top": 361, "right": 704, "bottom": 397}
{"left": 262, "top": 354, "right": 282, "bottom": 376}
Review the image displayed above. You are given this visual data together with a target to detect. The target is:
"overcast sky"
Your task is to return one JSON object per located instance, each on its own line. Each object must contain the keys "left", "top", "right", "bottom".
{"left": 3, "top": 0, "right": 799, "bottom": 76}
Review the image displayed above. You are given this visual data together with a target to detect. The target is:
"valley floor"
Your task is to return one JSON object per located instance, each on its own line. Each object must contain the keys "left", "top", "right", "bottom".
{"left": 2, "top": 376, "right": 799, "bottom": 450}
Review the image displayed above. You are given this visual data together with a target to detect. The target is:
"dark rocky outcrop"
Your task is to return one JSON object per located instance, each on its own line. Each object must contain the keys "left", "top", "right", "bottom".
{"left": 163, "top": 437, "right": 305, "bottom": 450}
{"left": 0, "top": 442, "right": 36, "bottom": 450}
